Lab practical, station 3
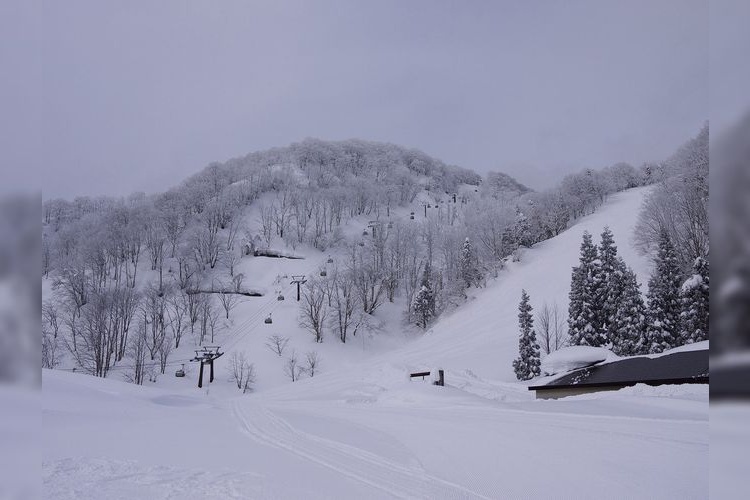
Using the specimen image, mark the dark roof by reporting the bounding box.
[529,349,709,391]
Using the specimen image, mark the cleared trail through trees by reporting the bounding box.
[220,253,331,353]
[231,399,490,500]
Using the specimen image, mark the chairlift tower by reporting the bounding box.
[190,346,223,388]
[367,220,381,238]
[290,275,307,301]
[421,202,432,217]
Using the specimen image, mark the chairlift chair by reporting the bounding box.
[264,315,273,324]
[175,364,186,377]
[277,294,285,301]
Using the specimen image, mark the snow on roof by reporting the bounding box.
[541,346,617,376]
[538,342,709,384]
[533,349,709,390]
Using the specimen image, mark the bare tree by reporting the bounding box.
[161,206,186,258]
[265,335,289,357]
[112,286,140,362]
[299,278,327,343]
[125,319,148,385]
[272,191,292,239]
[217,282,240,320]
[232,273,245,293]
[327,267,362,343]
[537,302,567,354]
[69,291,118,377]
[144,212,166,289]
[61,299,80,353]
[142,285,167,361]
[304,351,321,377]
[42,299,61,339]
[551,303,567,351]
[167,291,187,348]
[208,304,221,343]
[258,203,274,248]
[283,350,303,382]
[197,295,214,345]
[157,334,173,374]
[537,302,554,355]
[228,351,256,393]
[42,327,60,369]
[222,246,241,277]
[225,210,242,251]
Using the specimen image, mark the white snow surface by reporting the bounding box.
[540,346,616,376]
[43,187,708,499]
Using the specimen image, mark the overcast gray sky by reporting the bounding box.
[3,0,708,199]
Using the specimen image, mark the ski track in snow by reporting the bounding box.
[231,399,491,500]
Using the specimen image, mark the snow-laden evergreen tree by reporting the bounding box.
[680,256,709,344]
[513,289,541,380]
[643,231,684,353]
[597,227,620,345]
[513,208,532,248]
[460,237,482,288]
[568,231,605,346]
[413,263,435,329]
[611,261,646,356]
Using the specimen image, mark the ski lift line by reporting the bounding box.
[219,273,297,339]
[218,251,331,353]
[54,356,198,374]
[147,212,438,363]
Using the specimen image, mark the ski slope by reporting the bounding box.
[42,187,708,499]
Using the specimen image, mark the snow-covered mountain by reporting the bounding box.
[42,186,708,499]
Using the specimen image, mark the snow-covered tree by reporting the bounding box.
[299,278,327,343]
[503,208,532,257]
[611,262,646,356]
[413,263,435,329]
[568,232,605,347]
[513,289,541,380]
[635,125,708,273]
[643,231,684,353]
[513,208,532,248]
[327,266,363,343]
[680,256,709,344]
[597,227,621,345]
[459,237,482,289]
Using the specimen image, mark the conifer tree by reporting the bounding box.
[413,263,435,329]
[680,256,709,344]
[568,231,605,346]
[460,237,481,288]
[643,231,684,353]
[513,289,541,380]
[611,262,646,356]
[513,208,532,248]
[597,227,620,345]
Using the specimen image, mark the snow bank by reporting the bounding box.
[541,346,616,376]
[660,340,709,355]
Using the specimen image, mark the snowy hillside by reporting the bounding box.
[43,187,708,499]
[387,186,655,382]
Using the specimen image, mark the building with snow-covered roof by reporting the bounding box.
[529,345,709,399]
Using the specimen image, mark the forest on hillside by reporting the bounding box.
[41,129,708,383]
